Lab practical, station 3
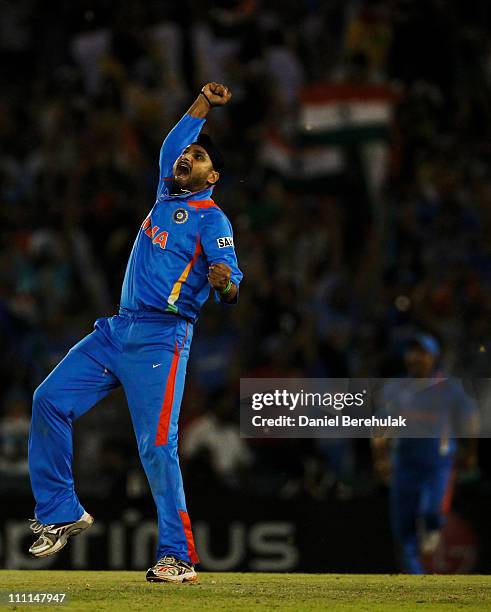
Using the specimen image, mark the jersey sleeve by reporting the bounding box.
[159,114,206,181]
[200,208,243,304]
[449,379,480,437]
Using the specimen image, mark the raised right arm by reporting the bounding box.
[159,82,232,182]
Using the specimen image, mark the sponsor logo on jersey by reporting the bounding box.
[217,236,234,248]
[173,208,189,224]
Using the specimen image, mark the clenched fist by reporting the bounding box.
[201,82,232,107]
[208,262,231,291]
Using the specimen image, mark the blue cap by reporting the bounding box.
[408,333,440,356]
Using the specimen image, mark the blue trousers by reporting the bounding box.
[390,456,454,574]
[28,310,199,564]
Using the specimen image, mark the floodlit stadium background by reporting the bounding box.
[1,0,490,573]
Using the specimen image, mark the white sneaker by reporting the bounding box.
[28,511,94,557]
[146,555,198,583]
[421,529,441,555]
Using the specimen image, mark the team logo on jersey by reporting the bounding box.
[173,208,188,224]
[217,236,234,248]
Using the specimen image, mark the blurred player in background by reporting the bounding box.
[372,334,479,574]
[28,82,242,583]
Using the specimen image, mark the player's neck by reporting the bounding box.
[170,186,192,196]
[170,181,211,196]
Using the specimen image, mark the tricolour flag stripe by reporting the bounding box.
[299,83,399,144]
[260,130,344,181]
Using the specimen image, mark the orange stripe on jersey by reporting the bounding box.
[155,324,189,446]
[179,510,199,563]
[187,199,220,210]
[155,342,180,446]
[441,469,456,515]
[167,235,202,306]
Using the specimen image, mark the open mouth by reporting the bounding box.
[175,160,191,179]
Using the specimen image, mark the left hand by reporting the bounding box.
[208,263,231,292]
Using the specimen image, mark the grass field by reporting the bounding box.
[1,571,490,611]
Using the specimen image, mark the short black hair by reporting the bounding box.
[193,133,224,173]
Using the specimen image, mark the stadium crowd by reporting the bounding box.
[1,0,491,502]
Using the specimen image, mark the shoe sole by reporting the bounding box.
[29,515,94,558]
[146,572,198,584]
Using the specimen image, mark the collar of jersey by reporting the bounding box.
[162,185,214,201]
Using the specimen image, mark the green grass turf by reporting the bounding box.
[0,571,490,611]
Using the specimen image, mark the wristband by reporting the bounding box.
[199,91,213,107]
[220,280,232,295]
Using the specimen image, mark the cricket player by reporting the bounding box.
[373,334,478,574]
[27,82,242,583]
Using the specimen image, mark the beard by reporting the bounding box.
[173,168,209,193]
[172,174,205,194]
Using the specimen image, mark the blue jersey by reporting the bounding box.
[120,114,243,322]
[381,375,477,465]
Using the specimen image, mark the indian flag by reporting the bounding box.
[259,129,344,186]
[299,83,399,145]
